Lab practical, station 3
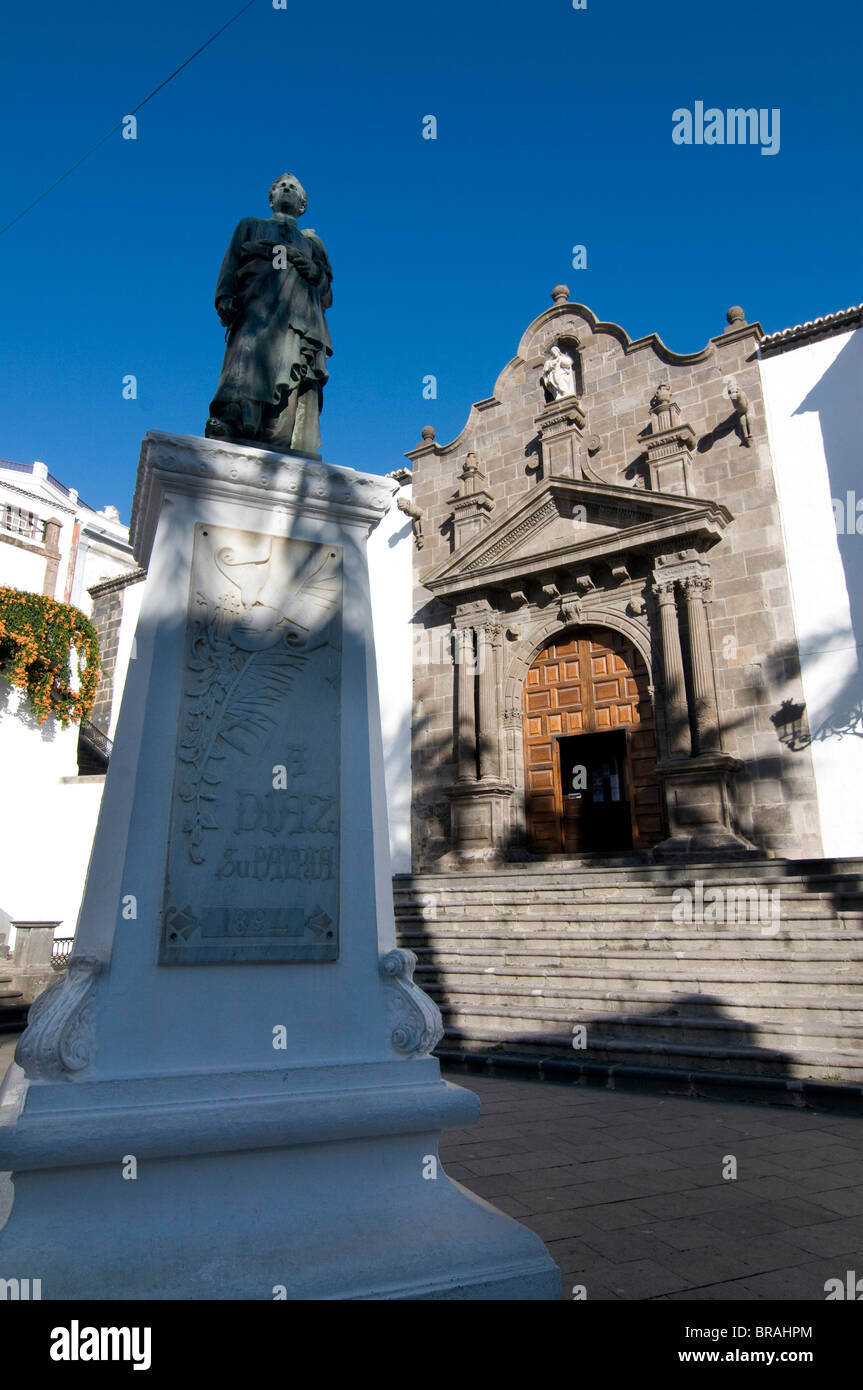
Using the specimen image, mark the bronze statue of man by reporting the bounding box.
[205,173,332,456]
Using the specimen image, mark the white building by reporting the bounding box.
[759,302,863,857]
[0,458,143,954]
[0,459,133,611]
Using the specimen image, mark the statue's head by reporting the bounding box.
[269,172,308,218]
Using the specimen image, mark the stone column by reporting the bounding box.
[682,573,720,753]
[477,624,501,780]
[455,624,477,781]
[41,517,62,597]
[653,579,690,757]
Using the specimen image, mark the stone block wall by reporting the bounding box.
[88,583,122,734]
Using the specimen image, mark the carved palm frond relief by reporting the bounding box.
[178,625,306,862]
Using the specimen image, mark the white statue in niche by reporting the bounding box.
[541,344,577,401]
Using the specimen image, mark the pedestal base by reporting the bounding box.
[655,752,759,860]
[0,1060,559,1300]
[448,778,514,860]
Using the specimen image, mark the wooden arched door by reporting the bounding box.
[523,627,663,854]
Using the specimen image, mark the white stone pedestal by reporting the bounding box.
[0,432,558,1300]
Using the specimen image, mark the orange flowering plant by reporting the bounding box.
[0,587,100,727]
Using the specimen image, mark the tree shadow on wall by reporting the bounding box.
[794,331,863,667]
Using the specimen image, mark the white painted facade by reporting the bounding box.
[367,484,414,873]
[0,685,104,951]
[0,459,134,615]
[760,321,863,856]
[0,458,139,947]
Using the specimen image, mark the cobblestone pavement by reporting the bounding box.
[2,1041,861,1300]
[439,1066,863,1301]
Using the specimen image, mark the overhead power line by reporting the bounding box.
[0,0,259,239]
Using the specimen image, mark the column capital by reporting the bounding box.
[475,618,503,645]
[681,571,713,599]
[453,599,493,629]
[651,578,678,604]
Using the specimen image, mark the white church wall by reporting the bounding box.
[367,486,414,874]
[0,538,44,595]
[0,684,103,950]
[760,327,863,857]
[70,524,137,616]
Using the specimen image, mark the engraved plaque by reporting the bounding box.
[160,525,341,963]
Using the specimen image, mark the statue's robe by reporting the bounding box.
[209,216,333,423]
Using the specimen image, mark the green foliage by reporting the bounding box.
[0,586,101,726]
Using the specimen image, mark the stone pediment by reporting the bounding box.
[422,477,731,599]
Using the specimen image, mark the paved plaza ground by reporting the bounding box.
[2,1036,861,1300]
[440,1065,863,1301]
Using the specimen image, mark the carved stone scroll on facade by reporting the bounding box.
[160,524,342,964]
[726,379,753,446]
[396,494,424,549]
[14,955,103,1082]
[379,948,444,1056]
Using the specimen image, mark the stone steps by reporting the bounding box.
[419,977,863,1019]
[438,1024,863,1083]
[414,966,862,994]
[432,999,863,1054]
[395,859,863,891]
[397,899,863,921]
[400,918,863,937]
[404,942,863,968]
[394,858,863,1094]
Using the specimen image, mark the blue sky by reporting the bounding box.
[0,0,860,516]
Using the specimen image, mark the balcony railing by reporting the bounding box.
[0,459,34,475]
[51,938,75,970]
[78,718,113,773]
[1,505,46,542]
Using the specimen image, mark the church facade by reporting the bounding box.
[403,289,840,871]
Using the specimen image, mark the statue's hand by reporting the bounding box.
[291,255,320,283]
[216,296,238,327]
[273,241,319,282]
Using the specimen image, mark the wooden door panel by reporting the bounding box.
[523,626,662,853]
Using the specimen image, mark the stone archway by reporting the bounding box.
[522,625,663,854]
